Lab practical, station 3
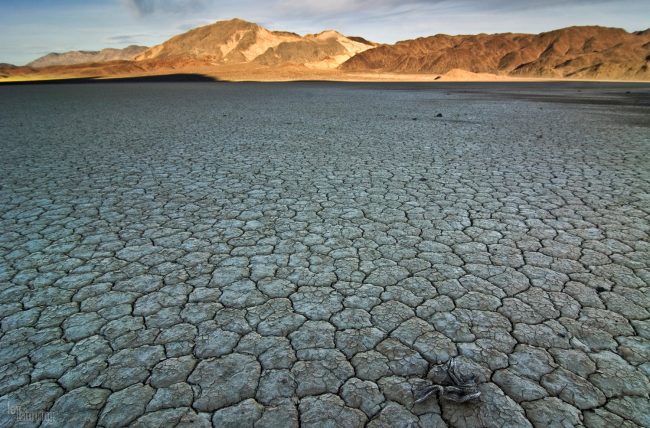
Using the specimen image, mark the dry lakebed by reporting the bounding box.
[0,81,649,427]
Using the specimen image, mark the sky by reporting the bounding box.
[1,0,649,65]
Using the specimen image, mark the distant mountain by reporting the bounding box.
[341,26,650,80]
[0,63,18,78]
[3,20,650,81]
[28,45,148,68]
[136,18,375,69]
[136,19,298,64]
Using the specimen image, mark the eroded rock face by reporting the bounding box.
[1,84,649,427]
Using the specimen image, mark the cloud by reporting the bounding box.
[119,0,624,22]
[175,22,206,31]
[275,0,619,17]
[123,0,207,17]
[106,34,148,44]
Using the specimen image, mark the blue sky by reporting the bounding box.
[1,0,649,65]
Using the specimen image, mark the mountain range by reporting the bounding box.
[27,45,148,68]
[2,18,649,82]
[342,26,650,80]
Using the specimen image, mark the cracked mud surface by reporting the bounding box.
[1,82,649,427]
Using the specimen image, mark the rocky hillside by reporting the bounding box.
[136,19,300,64]
[341,26,650,80]
[28,45,148,68]
[7,21,650,81]
[136,19,374,69]
[254,30,376,69]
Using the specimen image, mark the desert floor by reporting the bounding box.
[0,64,625,84]
[0,82,649,427]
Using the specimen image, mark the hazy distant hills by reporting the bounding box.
[28,45,148,68]
[342,26,650,80]
[4,19,650,81]
[0,63,18,78]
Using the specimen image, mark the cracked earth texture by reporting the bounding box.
[0,81,649,428]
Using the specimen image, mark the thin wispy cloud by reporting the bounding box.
[273,0,620,19]
[123,0,208,17]
[176,19,217,31]
[119,0,625,20]
[106,34,148,44]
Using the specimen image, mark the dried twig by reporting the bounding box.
[414,358,481,404]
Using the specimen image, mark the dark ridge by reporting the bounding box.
[0,74,220,85]
[347,36,376,46]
